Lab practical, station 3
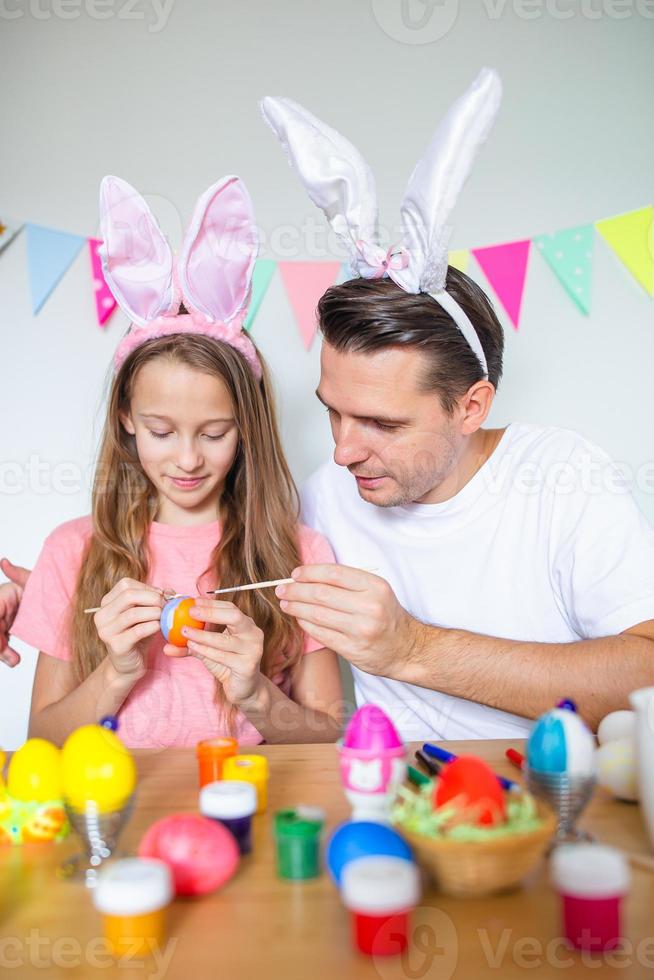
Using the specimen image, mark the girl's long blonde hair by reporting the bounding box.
[70,332,304,719]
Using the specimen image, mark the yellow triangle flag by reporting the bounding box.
[448,249,470,274]
[596,206,653,297]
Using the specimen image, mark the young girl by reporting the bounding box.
[11,174,343,748]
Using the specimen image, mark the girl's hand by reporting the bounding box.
[164,599,265,707]
[94,578,165,679]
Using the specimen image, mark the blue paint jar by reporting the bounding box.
[199,780,257,855]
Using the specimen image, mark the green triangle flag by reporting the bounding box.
[534,224,594,315]
[244,259,277,331]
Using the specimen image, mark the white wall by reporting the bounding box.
[1,1,653,747]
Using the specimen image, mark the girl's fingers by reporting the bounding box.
[183,626,237,654]
[122,620,162,647]
[163,643,189,658]
[189,601,249,630]
[97,604,162,635]
[101,579,165,609]
[187,639,241,670]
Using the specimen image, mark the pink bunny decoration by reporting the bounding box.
[99,174,262,379]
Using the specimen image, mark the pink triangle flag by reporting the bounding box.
[278,261,342,350]
[472,239,531,330]
[88,237,117,327]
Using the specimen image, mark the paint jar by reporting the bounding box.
[551,843,630,950]
[274,807,325,880]
[93,857,173,958]
[340,855,420,957]
[196,737,238,788]
[199,780,257,855]
[222,755,269,814]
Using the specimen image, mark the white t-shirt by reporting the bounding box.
[300,422,654,741]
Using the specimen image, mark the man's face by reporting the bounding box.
[318,342,465,507]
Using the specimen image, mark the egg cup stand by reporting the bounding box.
[526,769,596,845]
[58,794,135,888]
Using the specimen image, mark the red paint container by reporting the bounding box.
[550,844,630,951]
[340,856,420,957]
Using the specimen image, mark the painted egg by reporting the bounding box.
[21,804,68,843]
[342,705,403,752]
[160,596,204,648]
[139,813,239,896]
[61,724,136,813]
[527,708,595,776]
[326,820,413,886]
[597,710,636,746]
[596,736,638,802]
[7,738,63,802]
[434,756,506,827]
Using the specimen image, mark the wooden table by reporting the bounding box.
[1,740,653,979]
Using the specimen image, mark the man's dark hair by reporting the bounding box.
[317,268,504,414]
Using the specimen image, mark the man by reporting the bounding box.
[258,75,654,739]
[273,271,654,738]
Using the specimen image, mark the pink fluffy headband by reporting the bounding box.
[99,174,262,379]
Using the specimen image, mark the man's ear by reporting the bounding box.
[119,410,136,436]
[461,380,495,435]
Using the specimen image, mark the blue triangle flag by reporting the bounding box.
[26,224,85,314]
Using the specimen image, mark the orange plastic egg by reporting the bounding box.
[160,597,204,648]
[434,755,506,826]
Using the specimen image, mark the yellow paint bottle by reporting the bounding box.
[93,858,173,958]
[222,755,269,814]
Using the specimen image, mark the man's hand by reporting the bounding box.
[0,558,31,667]
[275,564,424,677]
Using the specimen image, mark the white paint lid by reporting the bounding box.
[199,780,257,819]
[341,856,420,913]
[551,844,630,897]
[93,858,173,916]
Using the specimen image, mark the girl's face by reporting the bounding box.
[120,358,240,525]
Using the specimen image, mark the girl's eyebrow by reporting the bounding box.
[139,412,234,424]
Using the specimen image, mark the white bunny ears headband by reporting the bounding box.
[260,67,502,379]
[99,174,262,378]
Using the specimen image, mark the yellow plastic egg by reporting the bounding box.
[61,725,136,814]
[7,738,63,802]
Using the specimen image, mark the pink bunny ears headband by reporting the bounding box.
[261,67,502,379]
[99,174,262,379]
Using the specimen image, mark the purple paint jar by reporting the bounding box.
[199,780,257,855]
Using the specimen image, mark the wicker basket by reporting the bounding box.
[398,801,557,898]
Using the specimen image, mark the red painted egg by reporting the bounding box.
[434,755,506,826]
[138,813,239,896]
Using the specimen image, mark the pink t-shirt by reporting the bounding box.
[12,516,335,748]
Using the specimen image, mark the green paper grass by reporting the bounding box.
[391,784,543,842]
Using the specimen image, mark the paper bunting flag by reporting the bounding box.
[244,258,277,332]
[0,217,23,256]
[26,224,85,314]
[534,224,594,315]
[472,239,531,330]
[278,261,342,350]
[596,206,653,297]
[448,250,470,274]
[88,238,117,327]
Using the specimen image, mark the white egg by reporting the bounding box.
[597,710,636,745]
[595,736,639,802]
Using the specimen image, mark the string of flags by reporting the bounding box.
[0,204,651,350]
